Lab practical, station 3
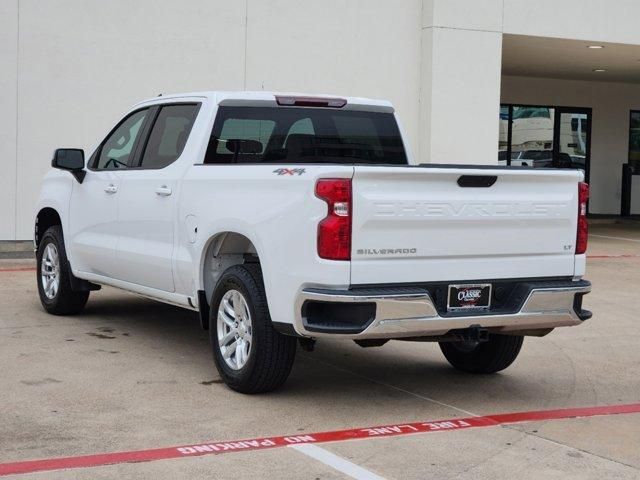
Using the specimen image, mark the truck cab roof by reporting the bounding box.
[133,91,395,113]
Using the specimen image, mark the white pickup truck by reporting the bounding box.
[35,91,591,393]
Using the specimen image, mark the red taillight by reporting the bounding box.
[576,182,589,254]
[315,179,352,260]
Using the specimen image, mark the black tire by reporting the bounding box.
[37,225,89,315]
[439,334,524,374]
[209,264,297,394]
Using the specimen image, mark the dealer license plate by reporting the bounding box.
[447,284,492,312]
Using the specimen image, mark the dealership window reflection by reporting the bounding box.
[499,105,589,175]
[509,106,554,167]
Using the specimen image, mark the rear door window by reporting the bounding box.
[139,104,200,169]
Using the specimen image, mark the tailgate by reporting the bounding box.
[350,166,582,285]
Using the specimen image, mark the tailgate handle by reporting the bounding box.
[457,175,497,188]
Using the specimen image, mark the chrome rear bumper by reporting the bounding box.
[294,281,591,339]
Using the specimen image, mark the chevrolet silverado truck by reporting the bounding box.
[35,91,592,393]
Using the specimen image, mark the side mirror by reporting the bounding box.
[52,148,86,183]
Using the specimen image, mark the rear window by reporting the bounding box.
[203,106,407,165]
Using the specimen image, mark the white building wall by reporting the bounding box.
[0,0,18,241]
[2,0,427,240]
[14,0,248,241]
[3,0,640,240]
[244,0,422,154]
[502,75,640,215]
[504,0,640,45]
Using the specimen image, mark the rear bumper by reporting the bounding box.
[294,279,591,339]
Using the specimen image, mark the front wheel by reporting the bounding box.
[210,264,297,394]
[36,226,89,315]
[439,334,524,374]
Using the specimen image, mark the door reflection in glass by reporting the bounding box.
[557,112,588,173]
[510,106,554,168]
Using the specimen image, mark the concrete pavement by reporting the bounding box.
[1,224,639,479]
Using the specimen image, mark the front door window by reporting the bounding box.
[94,109,149,170]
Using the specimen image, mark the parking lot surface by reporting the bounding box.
[1,223,639,479]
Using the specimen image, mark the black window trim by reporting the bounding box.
[129,102,202,171]
[629,109,640,163]
[128,105,161,168]
[88,107,153,172]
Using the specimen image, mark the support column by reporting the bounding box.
[419,0,503,165]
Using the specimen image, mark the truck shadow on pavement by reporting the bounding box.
[56,289,577,413]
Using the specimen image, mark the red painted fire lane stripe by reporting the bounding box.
[0,267,35,272]
[587,254,640,259]
[1,403,639,477]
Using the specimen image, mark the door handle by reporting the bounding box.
[104,184,118,194]
[155,185,172,196]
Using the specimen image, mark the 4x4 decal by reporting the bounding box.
[273,168,306,176]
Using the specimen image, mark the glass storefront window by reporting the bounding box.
[499,104,590,178]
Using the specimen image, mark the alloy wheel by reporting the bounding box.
[41,243,60,300]
[217,290,253,370]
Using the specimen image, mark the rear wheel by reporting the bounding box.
[439,334,523,374]
[36,226,89,315]
[210,264,297,393]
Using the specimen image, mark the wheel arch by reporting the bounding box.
[198,231,263,329]
[34,206,100,293]
[35,207,62,248]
